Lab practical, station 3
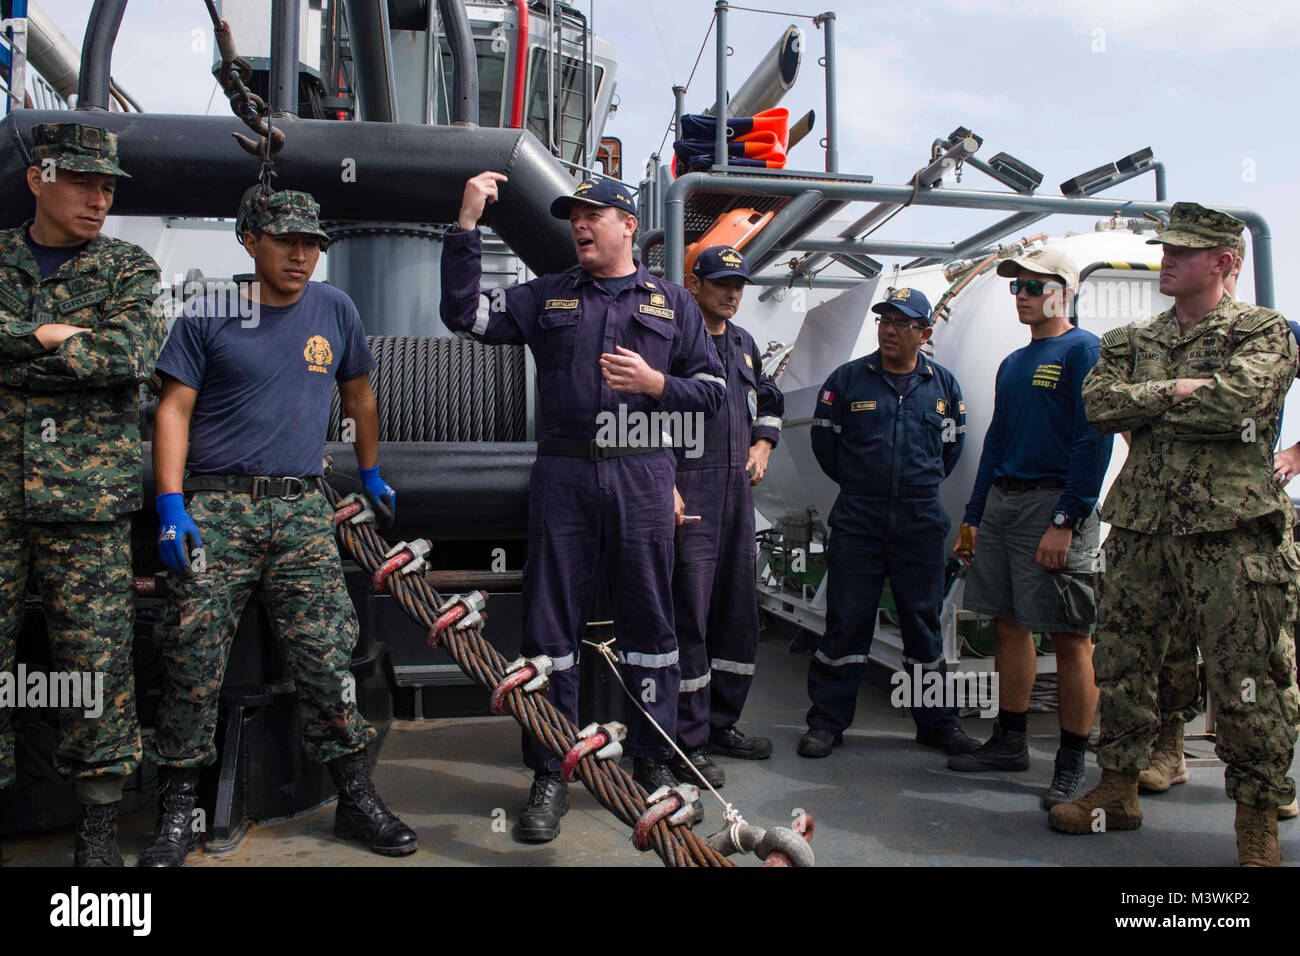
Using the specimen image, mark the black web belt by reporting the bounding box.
[993,476,1065,492]
[183,473,317,500]
[536,438,668,462]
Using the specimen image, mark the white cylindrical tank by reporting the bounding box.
[753,230,1172,547]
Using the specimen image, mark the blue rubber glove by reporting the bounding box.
[156,493,202,575]
[359,465,396,527]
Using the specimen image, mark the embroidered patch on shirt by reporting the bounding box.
[851,400,876,411]
[639,304,674,320]
[544,298,579,310]
[744,353,754,368]
[650,293,666,307]
[1031,363,1061,389]
[820,389,835,405]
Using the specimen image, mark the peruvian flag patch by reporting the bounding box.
[819,389,834,405]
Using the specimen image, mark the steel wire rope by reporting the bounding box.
[318,477,737,867]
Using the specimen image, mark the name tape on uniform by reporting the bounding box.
[639,304,674,320]
[544,298,579,311]
[851,400,876,411]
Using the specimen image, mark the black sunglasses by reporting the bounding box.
[1009,279,1063,296]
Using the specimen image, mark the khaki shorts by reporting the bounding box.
[964,484,1100,634]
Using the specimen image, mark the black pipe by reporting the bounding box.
[0,111,579,276]
[323,442,534,541]
[343,0,397,121]
[437,0,479,126]
[270,0,301,116]
[78,0,128,111]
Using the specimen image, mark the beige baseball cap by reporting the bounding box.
[996,246,1080,290]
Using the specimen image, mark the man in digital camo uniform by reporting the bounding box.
[1057,202,1300,867]
[0,123,165,865]
[142,188,416,865]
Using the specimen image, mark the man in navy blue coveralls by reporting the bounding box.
[440,172,725,843]
[799,288,981,758]
[671,246,784,788]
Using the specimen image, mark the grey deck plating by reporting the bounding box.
[5,636,1288,867]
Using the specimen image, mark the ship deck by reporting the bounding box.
[4,631,1288,868]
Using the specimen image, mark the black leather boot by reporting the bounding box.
[671,748,725,789]
[633,758,679,794]
[74,802,123,867]
[327,751,419,857]
[138,768,202,867]
[517,772,569,844]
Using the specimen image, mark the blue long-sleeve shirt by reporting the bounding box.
[963,326,1113,525]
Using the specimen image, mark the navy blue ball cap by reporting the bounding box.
[872,286,933,325]
[550,176,638,219]
[692,245,751,282]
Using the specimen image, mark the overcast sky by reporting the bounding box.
[30,0,1300,310]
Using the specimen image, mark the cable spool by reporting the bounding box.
[328,336,527,442]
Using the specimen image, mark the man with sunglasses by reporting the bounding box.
[949,249,1113,813]
[1060,202,1298,866]
[798,288,980,758]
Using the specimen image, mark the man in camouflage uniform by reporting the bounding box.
[141,188,417,865]
[1141,236,1300,818]
[1053,202,1300,866]
[0,123,165,865]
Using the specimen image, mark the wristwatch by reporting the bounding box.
[1051,510,1085,532]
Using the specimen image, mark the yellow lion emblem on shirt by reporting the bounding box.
[304,335,333,373]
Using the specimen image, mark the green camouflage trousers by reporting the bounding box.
[1095,522,1300,806]
[146,488,376,769]
[1155,622,1203,727]
[0,515,141,789]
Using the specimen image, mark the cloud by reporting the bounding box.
[934,0,1300,52]
[830,42,1013,143]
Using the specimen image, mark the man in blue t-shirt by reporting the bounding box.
[949,248,1114,811]
[138,189,417,866]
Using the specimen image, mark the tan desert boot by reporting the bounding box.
[1049,769,1142,834]
[1138,720,1189,792]
[1279,798,1298,820]
[1236,803,1281,867]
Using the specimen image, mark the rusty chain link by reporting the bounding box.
[204,0,283,187]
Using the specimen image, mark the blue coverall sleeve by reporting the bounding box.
[1056,340,1113,520]
[943,374,965,478]
[659,293,725,417]
[439,227,539,346]
[751,338,784,448]
[811,369,842,482]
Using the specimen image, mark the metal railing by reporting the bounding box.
[663,171,1277,308]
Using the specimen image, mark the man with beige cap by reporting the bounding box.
[949,247,1113,813]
